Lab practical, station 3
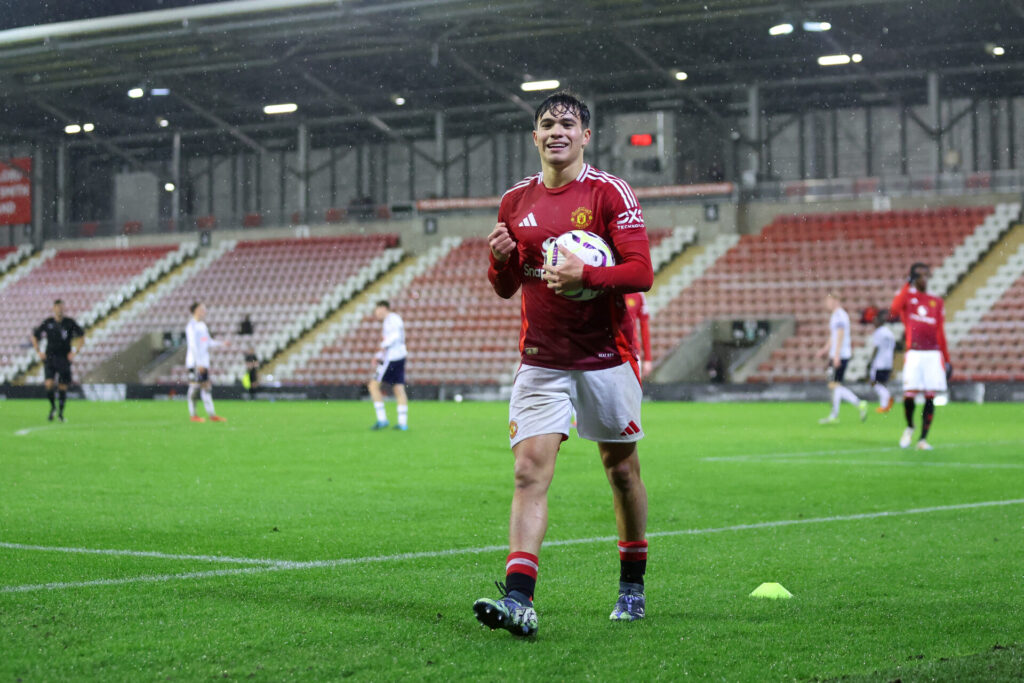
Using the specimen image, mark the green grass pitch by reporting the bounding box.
[2,398,1023,681]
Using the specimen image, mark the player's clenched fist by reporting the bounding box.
[488,222,517,262]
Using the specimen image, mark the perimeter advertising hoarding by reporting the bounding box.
[0,157,32,225]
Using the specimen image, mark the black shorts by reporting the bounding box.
[44,356,73,384]
[374,358,406,385]
[871,368,892,384]
[826,359,849,383]
[188,367,210,383]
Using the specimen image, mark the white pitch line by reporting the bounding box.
[14,425,60,436]
[0,541,282,566]
[702,440,1024,462]
[3,498,1023,595]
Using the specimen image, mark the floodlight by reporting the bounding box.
[64,124,82,134]
[520,79,560,92]
[128,87,144,99]
[164,183,176,192]
[674,71,688,81]
[803,21,832,32]
[769,23,794,36]
[817,54,852,66]
[150,88,170,96]
[82,123,95,132]
[263,103,298,115]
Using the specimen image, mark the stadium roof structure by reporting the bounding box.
[0,0,1021,154]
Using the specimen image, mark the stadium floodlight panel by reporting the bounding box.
[769,23,794,36]
[851,53,863,63]
[82,123,95,132]
[674,70,688,81]
[157,117,169,128]
[803,21,831,32]
[150,87,170,96]
[263,103,298,115]
[64,124,82,134]
[128,87,145,99]
[993,46,1006,56]
[392,95,406,106]
[164,182,176,192]
[520,79,560,92]
[817,54,852,66]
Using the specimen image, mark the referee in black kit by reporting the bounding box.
[30,299,85,422]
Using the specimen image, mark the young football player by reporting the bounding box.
[185,301,228,423]
[816,293,868,424]
[890,263,951,450]
[367,300,409,431]
[475,91,653,636]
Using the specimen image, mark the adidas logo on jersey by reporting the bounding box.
[518,212,538,227]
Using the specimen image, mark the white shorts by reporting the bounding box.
[901,350,947,394]
[508,363,643,448]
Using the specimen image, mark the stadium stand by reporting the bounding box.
[67,235,400,386]
[2,244,189,385]
[276,229,684,386]
[0,244,31,276]
[645,207,998,383]
[845,202,1021,379]
[947,240,1024,381]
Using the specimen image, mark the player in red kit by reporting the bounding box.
[623,292,652,377]
[890,262,952,450]
[473,92,653,637]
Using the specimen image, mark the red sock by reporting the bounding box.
[505,551,538,601]
[619,540,648,585]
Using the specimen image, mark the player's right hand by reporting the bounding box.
[488,222,516,262]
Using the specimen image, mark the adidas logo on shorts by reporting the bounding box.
[619,420,641,437]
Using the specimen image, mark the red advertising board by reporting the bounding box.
[0,157,32,225]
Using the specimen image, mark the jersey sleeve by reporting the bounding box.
[581,182,653,292]
[70,319,85,338]
[488,197,523,299]
[32,321,44,340]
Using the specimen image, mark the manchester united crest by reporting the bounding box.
[570,206,594,229]
[509,420,519,439]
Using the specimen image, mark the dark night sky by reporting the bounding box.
[0,1,228,31]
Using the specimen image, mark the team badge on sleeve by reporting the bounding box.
[509,420,519,439]
[570,206,594,229]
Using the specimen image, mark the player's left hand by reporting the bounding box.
[542,246,585,295]
[945,362,953,380]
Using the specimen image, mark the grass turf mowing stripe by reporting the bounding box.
[701,439,1024,462]
[4,497,1022,595]
[710,459,1024,469]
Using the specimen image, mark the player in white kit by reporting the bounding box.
[816,293,868,424]
[186,301,228,423]
[367,300,409,431]
[867,314,897,413]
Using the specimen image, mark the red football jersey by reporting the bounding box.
[488,163,652,371]
[623,291,651,362]
[890,283,950,363]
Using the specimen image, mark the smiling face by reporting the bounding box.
[533,104,591,172]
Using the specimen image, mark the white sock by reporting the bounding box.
[201,389,216,416]
[374,401,387,422]
[187,385,198,417]
[836,385,859,406]
[397,404,408,427]
[874,383,891,406]
[831,387,841,416]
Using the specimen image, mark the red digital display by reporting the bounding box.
[629,134,655,147]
